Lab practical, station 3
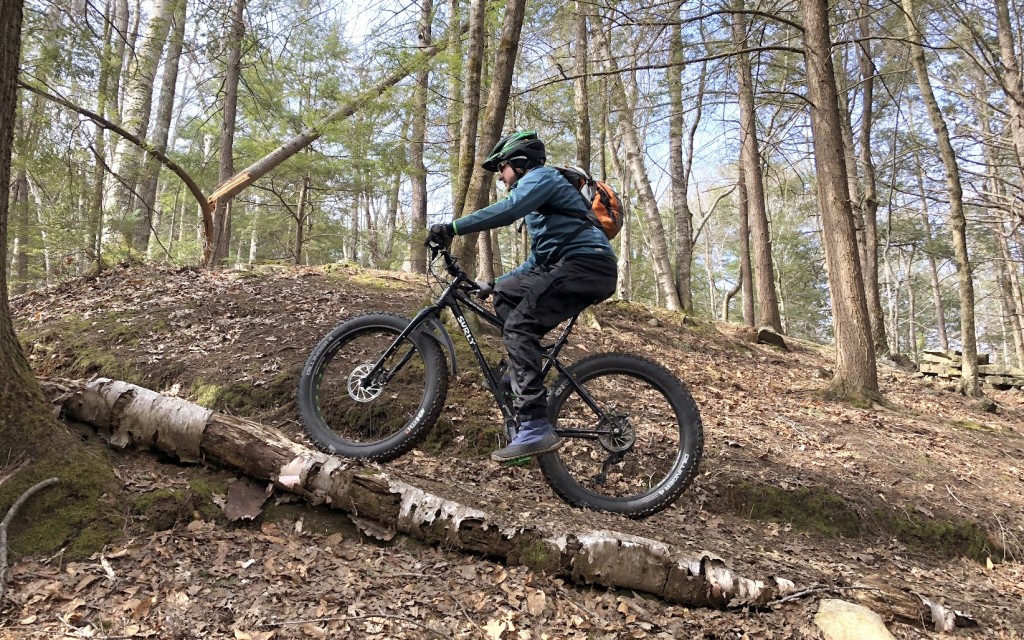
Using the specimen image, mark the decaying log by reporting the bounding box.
[59,378,974,626]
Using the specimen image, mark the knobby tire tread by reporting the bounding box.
[297,312,448,462]
[539,353,704,518]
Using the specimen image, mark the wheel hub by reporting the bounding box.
[348,363,384,402]
[599,414,635,453]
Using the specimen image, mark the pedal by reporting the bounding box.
[504,455,533,467]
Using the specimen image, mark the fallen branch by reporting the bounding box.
[16,80,212,226]
[0,456,29,490]
[0,477,60,606]
[768,584,882,606]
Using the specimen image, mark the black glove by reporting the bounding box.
[425,223,455,248]
[474,280,494,299]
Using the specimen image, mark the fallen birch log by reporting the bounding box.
[56,378,974,627]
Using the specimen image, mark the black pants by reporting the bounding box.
[493,254,617,421]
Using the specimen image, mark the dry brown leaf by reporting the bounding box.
[134,596,154,618]
[484,619,507,639]
[74,574,99,592]
[526,589,546,616]
[224,478,270,521]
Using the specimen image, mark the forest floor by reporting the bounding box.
[3,263,1024,639]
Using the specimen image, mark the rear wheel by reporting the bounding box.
[297,313,447,461]
[539,353,703,518]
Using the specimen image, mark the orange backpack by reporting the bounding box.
[555,166,624,239]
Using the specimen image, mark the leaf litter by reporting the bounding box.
[6,263,1024,637]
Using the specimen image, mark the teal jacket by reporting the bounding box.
[452,166,616,278]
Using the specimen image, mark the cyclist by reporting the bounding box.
[426,131,617,462]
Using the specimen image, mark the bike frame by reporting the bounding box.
[359,252,612,441]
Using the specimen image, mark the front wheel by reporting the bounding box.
[297,312,448,461]
[539,353,703,518]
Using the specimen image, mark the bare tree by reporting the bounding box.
[802,0,879,399]
[451,0,485,223]
[108,0,173,254]
[454,0,527,276]
[138,0,187,259]
[995,0,1024,199]
[611,135,632,300]
[208,0,246,267]
[732,0,782,330]
[599,15,681,310]
[903,101,951,352]
[857,0,887,355]
[573,1,591,172]
[737,162,755,326]
[407,0,433,273]
[903,0,980,396]
[668,16,694,312]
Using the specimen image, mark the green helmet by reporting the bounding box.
[482,130,546,172]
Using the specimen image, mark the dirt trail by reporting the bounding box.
[5,264,1023,638]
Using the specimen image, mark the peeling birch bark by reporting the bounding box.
[58,378,973,626]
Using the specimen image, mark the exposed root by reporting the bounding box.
[0,476,60,606]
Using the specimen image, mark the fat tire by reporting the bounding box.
[539,353,703,518]
[297,312,448,461]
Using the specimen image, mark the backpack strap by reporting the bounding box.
[540,218,593,267]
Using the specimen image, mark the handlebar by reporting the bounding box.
[427,240,480,292]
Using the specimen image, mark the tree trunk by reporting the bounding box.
[908,254,918,359]
[668,17,698,313]
[599,18,681,310]
[454,0,527,273]
[1,0,121,565]
[978,96,1024,367]
[86,0,118,273]
[349,179,360,264]
[208,0,245,267]
[109,0,173,254]
[445,0,463,199]
[995,0,1024,198]
[573,1,591,172]
[293,175,310,265]
[911,141,949,351]
[611,137,631,300]
[802,0,879,400]
[737,163,755,326]
[996,246,1024,367]
[857,0,887,355]
[407,0,432,274]
[12,168,28,294]
[450,0,485,222]
[137,0,186,259]
[477,230,494,281]
[383,144,403,267]
[704,230,718,315]
[733,0,781,330]
[903,0,980,396]
[109,0,129,122]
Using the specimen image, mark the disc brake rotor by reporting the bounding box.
[598,413,635,453]
[348,363,385,402]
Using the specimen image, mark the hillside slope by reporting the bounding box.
[7,263,1024,637]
